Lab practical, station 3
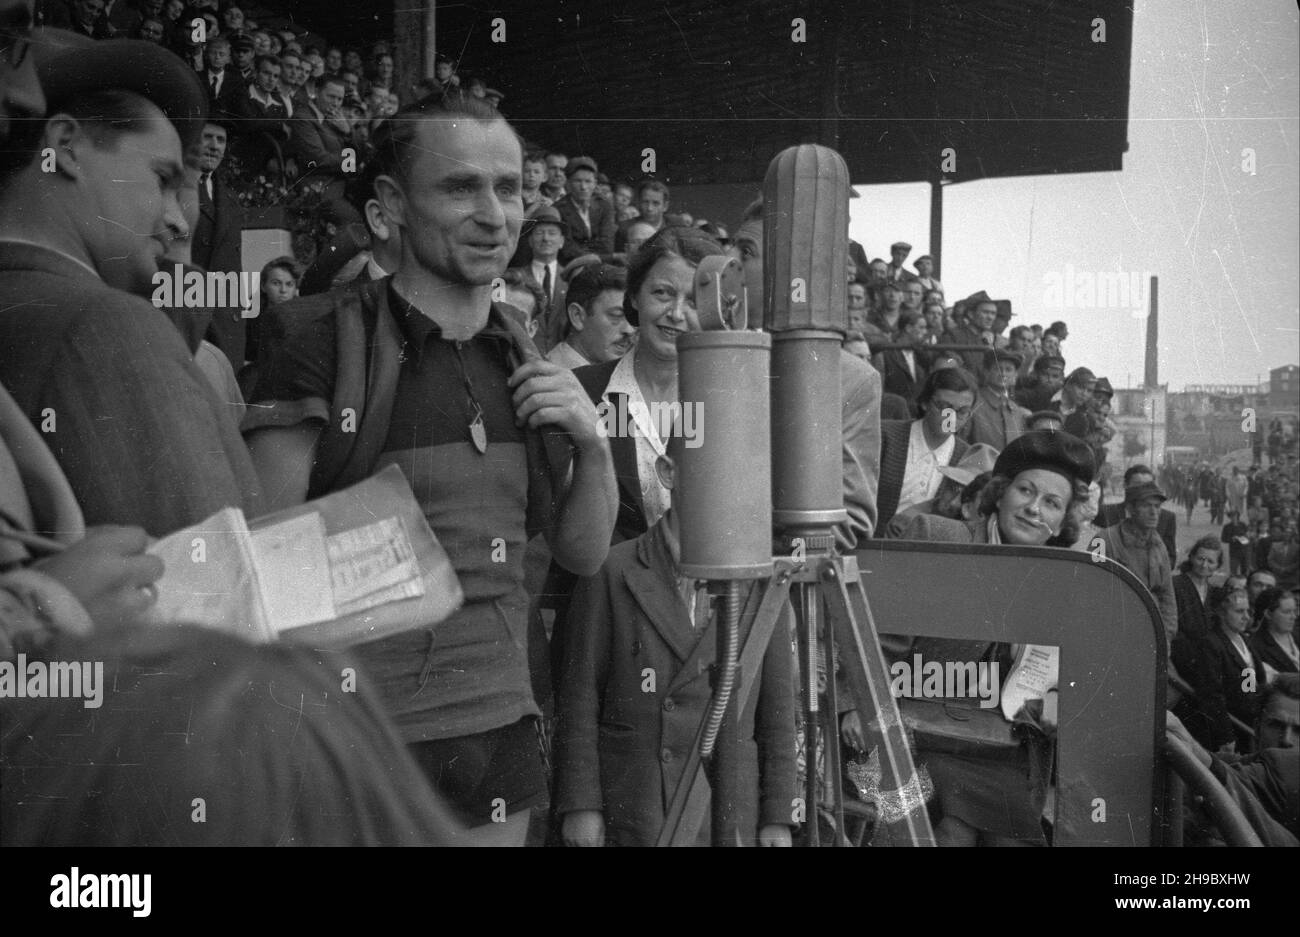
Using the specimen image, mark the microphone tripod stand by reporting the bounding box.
[656,534,936,847]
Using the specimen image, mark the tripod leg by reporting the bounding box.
[795,582,821,847]
[821,557,936,846]
[821,611,847,844]
[656,572,794,846]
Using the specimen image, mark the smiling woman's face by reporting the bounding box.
[997,468,1072,545]
[633,254,701,363]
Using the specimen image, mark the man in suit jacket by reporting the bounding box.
[876,368,976,531]
[553,439,796,846]
[289,76,350,201]
[190,120,249,369]
[200,36,246,123]
[511,206,568,333]
[554,156,616,263]
[1096,464,1177,567]
[873,309,928,416]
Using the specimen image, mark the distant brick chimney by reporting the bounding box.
[1144,275,1158,388]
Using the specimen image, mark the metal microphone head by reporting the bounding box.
[762,144,851,333]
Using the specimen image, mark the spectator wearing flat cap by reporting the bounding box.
[912,254,942,294]
[1096,480,1178,643]
[1015,353,1065,413]
[880,431,1096,845]
[964,348,1030,451]
[554,156,616,264]
[1095,463,1178,568]
[887,240,913,281]
[0,32,262,536]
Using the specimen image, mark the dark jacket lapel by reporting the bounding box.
[623,524,698,664]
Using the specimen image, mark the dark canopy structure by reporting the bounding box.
[299,0,1131,188]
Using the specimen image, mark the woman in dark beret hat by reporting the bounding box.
[878,430,1096,846]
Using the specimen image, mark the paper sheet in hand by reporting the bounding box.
[146,507,271,642]
[1000,644,1059,720]
[247,511,336,631]
[250,464,463,647]
[145,465,462,647]
[327,515,420,608]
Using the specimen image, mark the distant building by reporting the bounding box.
[1270,365,1299,413]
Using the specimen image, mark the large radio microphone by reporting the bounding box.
[764,144,851,546]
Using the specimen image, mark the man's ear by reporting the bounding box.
[654,453,674,492]
[566,301,585,333]
[373,173,405,229]
[364,197,390,242]
[41,117,85,181]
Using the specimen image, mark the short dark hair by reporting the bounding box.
[523,150,547,167]
[367,91,514,193]
[1253,586,1293,629]
[625,225,725,319]
[1123,464,1153,484]
[916,365,979,410]
[566,262,627,317]
[637,178,669,200]
[254,53,280,71]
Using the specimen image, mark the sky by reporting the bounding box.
[848,0,1299,393]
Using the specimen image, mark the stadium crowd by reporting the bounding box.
[0,0,1296,847]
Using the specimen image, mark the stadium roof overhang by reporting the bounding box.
[318,0,1133,189]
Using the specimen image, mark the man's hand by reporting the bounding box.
[759,824,792,847]
[841,709,868,751]
[33,526,164,631]
[562,810,605,847]
[509,356,607,451]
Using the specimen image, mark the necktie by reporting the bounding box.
[210,71,219,91]
[199,173,212,206]
[542,264,552,304]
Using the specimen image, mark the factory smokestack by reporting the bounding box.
[1144,275,1158,388]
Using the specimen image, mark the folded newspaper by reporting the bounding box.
[145,465,463,647]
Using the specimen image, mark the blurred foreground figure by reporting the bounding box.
[2,627,462,845]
